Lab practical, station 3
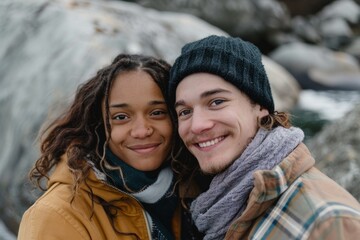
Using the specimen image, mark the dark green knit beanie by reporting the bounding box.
[169,35,274,113]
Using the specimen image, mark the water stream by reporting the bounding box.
[291,90,360,140]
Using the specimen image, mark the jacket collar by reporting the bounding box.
[48,155,131,203]
[233,143,315,222]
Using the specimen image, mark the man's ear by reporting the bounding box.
[258,105,269,118]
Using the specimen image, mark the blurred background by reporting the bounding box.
[1,0,360,238]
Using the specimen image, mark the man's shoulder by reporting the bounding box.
[250,174,360,239]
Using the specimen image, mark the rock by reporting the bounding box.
[269,42,360,90]
[262,56,301,111]
[132,0,291,51]
[345,36,360,60]
[315,0,360,49]
[319,18,352,40]
[291,16,322,44]
[318,0,360,24]
[278,0,336,16]
[308,104,360,201]
[120,0,360,57]
[0,220,16,240]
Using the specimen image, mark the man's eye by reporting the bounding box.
[211,99,224,106]
[178,109,191,117]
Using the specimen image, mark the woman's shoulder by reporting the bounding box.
[23,182,80,219]
[18,183,90,239]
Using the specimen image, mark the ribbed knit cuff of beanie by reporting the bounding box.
[168,35,274,113]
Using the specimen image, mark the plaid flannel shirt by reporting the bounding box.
[225,143,360,240]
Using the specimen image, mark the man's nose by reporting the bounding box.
[190,109,214,134]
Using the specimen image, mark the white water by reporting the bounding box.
[297,90,360,121]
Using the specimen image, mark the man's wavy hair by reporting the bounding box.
[30,54,176,235]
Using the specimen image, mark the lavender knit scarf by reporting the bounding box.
[190,127,304,240]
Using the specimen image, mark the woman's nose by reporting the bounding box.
[130,117,153,138]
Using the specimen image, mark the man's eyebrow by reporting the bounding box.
[175,88,231,108]
[200,88,231,98]
[174,100,185,109]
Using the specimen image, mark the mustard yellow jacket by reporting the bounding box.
[18,156,181,240]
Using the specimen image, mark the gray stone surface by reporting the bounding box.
[270,42,360,90]
[308,104,360,201]
[0,220,15,240]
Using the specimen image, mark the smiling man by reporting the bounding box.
[168,35,360,240]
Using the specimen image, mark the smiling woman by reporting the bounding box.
[17,54,199,240]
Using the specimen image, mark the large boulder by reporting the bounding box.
[131,0,291,51]
[263,56,301,111]
[0,220,15,240]
[269,42,360,90]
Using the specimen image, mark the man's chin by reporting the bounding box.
[200,164,226,175]
[199,159,233,175]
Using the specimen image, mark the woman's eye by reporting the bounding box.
[113,114,129,121]
[151,110,167,117]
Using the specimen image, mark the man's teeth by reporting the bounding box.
[198,137,223,148]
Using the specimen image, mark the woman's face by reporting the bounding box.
[103,70,173,171]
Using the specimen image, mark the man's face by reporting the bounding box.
[175,73,269,174]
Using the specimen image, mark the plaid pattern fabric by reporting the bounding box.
[225,144,360,240]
